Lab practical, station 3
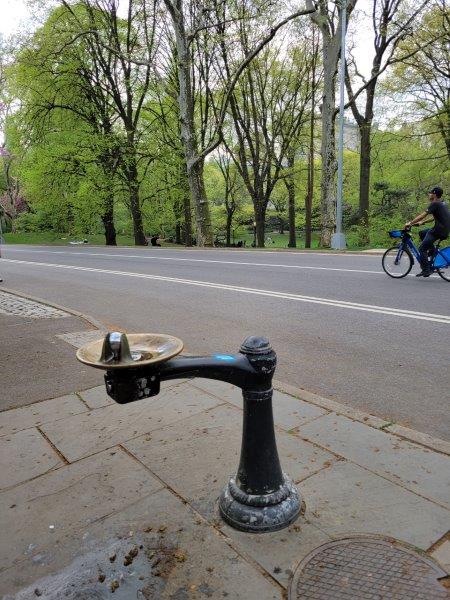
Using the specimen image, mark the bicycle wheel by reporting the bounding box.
[437,267,450,282]
[382,246,413,278]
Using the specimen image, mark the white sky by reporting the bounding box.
[0,0,32,37]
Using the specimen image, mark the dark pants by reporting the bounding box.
[418,229,446,271]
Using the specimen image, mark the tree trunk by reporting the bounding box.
[129,180,146,245]
[437,110,450,162]
[102,201,117,245]
[180,166,192,246]
[255,203,266,247]
[287,185,296,247]
[183,188,192,246]
[186,158,212,246]
[226,211,233,246]
[286,153,296,248]
[319,51,337,247]
[175,223,182,244]
[305,70,315,249]
[127,164,146,246]
[124,131,146,246]
[312,1,356,247]
[171,2,213,247]
[359,123,371,241]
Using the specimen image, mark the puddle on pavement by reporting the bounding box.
[7,530,184,599]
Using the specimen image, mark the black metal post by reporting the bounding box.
[79,333,301,533]
[218,337,301,532]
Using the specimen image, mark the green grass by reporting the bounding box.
[2,230,378,250]
[3,232,136,246]
[227,231,336,250]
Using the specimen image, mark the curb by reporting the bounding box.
[2,288,448,457]
[1,241,385,256]
[273,379,450,457]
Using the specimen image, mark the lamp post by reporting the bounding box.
[331,0,347,250]
[253,221,257,247]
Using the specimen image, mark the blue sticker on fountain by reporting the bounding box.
[214,354,235,361]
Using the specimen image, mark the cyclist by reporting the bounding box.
[405,186,450,277]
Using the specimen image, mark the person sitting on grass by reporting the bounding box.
[405,186,450,277]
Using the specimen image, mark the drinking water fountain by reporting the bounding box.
[77,332,301,532]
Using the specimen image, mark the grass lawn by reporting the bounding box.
[3,232,137,246]
[2,230,374,250]
[222,231,352,249]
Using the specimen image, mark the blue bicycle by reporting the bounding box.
[382,227,450,281]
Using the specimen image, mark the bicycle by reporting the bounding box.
[382,226,450,281]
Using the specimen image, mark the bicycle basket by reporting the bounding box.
[388,230,403,238]
[434,246,450,268]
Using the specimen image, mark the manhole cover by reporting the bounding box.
[289,537,449,599]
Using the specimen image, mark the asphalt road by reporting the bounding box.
[1,244,449,440]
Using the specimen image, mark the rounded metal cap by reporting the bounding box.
[76,333,184,370]
[239,336,272,355]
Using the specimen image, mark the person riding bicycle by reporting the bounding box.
[405,186,450,277]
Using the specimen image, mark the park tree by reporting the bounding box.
[7,4,132,243]
[310,0,357,247]
[279,23,321,248]
[56,0,160,245]
[142,59,194,245]
[345,0,431,241]
[302,24,321,248]
[218,12,316,247]
[388,0,449,162]
[161,0,316,246]
[213,147,246,246]
[0,39,26,232]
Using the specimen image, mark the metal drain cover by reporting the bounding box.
[289,537,449,599]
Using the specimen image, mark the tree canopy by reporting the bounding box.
[1,0,448,248]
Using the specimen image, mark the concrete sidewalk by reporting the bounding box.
[0,290,449,599]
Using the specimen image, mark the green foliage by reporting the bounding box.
[2,1,447,249]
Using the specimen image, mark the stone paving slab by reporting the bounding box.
[190,378,244,404]
[0,314,102,411]
[300,461,450,550]
[124,404,337,519]
[77,385,115,409]
[220,518,331,588]
[191,379,328,431]
[0,448,163,576]
[273,381,389,430]
[0,394,87,438]
[56,329,107,348]
[300,413,450,508]
[0,429,64,489]
[431,539,450,573]
[40,382,222,462]
[386,423,450,456]
[1,377,450,596]
[78,379,191,410]
[1,489,281,599]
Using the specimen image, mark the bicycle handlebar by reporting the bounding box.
[404,224,420,232]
